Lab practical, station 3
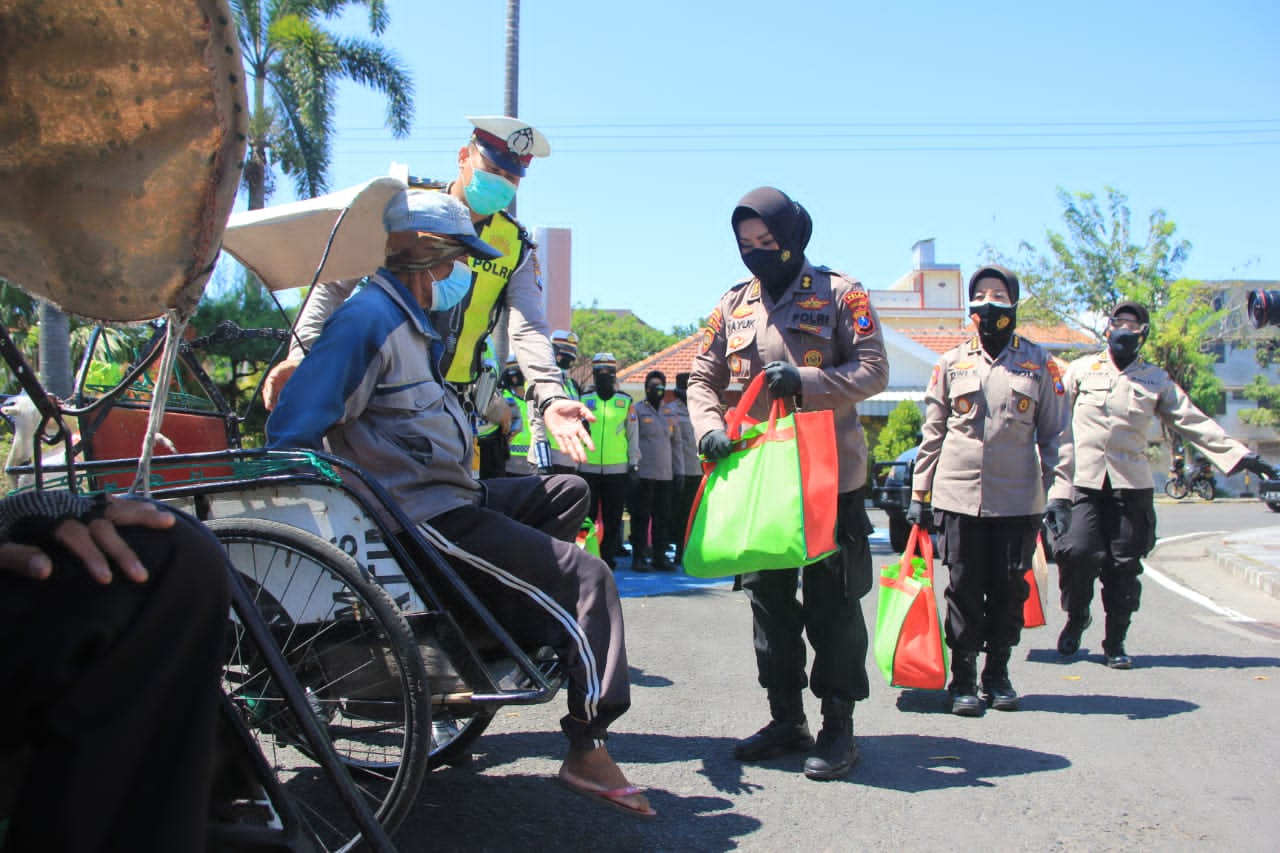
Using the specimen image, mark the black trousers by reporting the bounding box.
[740,490,875,703]
[667,474,702,559]
[476,430,509,480]
[628,477,673,559]
[937,512,1037,652]
[425,475,630,750]
[0,511,231,853]
[580,472,629,567]
[1056,483,1156,618]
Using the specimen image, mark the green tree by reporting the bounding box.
[570,304,681,387]
[985,187,1191,337]
[872,399,923,462]
[236,0,413,209]
[1240,375,1280,428]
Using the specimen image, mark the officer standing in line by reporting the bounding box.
[688,186,889,781]
[630,371,679,573]
[539,329,585,474]
[264,116,594,462]
[662,372,701,566]
[500,356,537,476]
[911,265,1068,716]
[1045,301,1279,668]
[578,354,640,571]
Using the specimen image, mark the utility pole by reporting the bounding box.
[504,0,519,216]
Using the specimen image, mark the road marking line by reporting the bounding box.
[1143,531,1257,622]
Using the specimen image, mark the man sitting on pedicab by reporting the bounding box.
[265,189,656,818]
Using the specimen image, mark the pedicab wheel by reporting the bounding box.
[428,706,496,769]
[1193,478,1215,501]
[1164,478,1189,499]
[211,518,430,852]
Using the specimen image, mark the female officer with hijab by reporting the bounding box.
[1046,301,1278,668]
[910,265,1068,716]
[687,187,888,781]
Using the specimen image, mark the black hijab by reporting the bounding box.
[732,187,812,297]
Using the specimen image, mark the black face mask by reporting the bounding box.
[501,369,524,390]
[742,248,804,295]
[645,385,665,406]
[594,373,616,396]
[556,353,575,370]
[1108,328,1143,365]
[970,302,1017,341]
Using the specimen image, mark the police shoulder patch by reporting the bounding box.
[841,288,876,336]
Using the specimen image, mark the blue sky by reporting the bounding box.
[272,0,1279,334]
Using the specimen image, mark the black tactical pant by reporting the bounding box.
[580,471,629,568]
[425,474,630,750]
[741,490,874,703]
[0,512,231,853]
[1056,484,1157,619]
[667,474,702,560]
[937,512,1037,652]
[628,476,673,561]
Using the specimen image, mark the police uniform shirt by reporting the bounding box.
[914,335,1068,517]
[686,262,889,494]
[634,399,677,481]
[661,397,700,478]
[1047,350,1250,501]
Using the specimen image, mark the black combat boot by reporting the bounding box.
[803,697,859,780]
[630,545,653,573]
[981,647,1020,711]
[1103,614,1133,669]
[734,691,813,761]
[948,651,983,716]
[1057,611,1092,656]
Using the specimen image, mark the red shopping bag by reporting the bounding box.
[1023,533,1049,629]
[874,525,949,690]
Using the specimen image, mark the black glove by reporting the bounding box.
[699,429,733,460]
[1043,498,1072,539]
[1237,454,1279,480]
[762,361,802,398]
[905,500,932,530]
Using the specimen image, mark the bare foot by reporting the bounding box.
[558,745,653,816]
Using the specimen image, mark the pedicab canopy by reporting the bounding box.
[220,177,408,293]
[0,0,247,323]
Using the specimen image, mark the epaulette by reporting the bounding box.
[729,276,754,291]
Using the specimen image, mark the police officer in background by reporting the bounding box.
[541,330,584,474]
[500,356,538,476]
[662,372,701,566]
[1046,301,1279,668]
[264,116,594,463]
[629,371,679,572]
[578,354,640,570]
[688,186,889,781]
[911,265,1068,716]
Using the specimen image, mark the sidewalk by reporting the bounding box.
[1213,525,1280,599]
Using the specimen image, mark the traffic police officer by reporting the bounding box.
[269,116,593,461]
[630,371,679,572]
[688,186,889,781]
[578,354,640,571]
[542,329,584,473]
[911,265,1068,716]
[500,356,537,476]
[1046,301,1279,668]
[662,372,701,566]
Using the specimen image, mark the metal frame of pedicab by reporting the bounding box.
[6,175,570,843]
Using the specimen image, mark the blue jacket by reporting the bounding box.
[267,270,481,522]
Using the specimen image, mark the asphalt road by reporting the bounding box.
[383,499,1280,852]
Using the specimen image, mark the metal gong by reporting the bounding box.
[0,0,247,322]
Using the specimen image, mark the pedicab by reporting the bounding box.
[0,1,397,849]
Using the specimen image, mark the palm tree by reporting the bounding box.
[235,0,414,209]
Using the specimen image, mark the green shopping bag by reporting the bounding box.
[682,372,838,578]
[575,517,601,558]
[875,524,949,689]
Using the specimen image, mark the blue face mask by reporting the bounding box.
[431,260,473,312]
[463,169,517,216]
